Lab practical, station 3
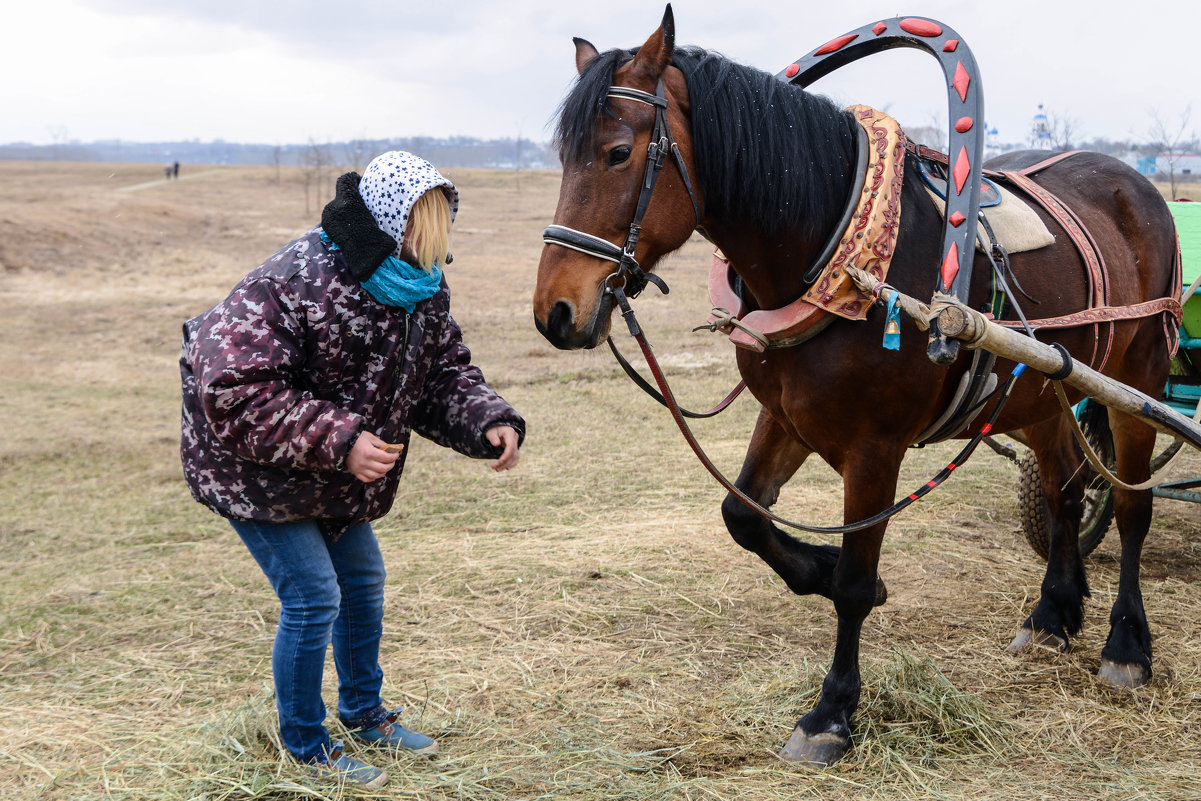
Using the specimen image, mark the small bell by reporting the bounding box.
[882,293,902,351]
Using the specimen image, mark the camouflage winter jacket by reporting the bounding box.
[179,229,525,527]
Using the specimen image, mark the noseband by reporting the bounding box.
[542,79,701,299]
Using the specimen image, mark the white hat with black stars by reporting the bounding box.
[359,151,460,256]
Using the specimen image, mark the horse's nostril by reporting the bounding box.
[547,301,574,342]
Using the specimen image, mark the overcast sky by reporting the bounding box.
[4,0,1197,149]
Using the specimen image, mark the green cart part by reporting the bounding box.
[1168,201,1201,338]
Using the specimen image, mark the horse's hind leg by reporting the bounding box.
[1097,409,1157,687]
[721,408,885,604]
[1009,416,1090,653]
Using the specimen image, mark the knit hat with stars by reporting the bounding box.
[358,151,460,257]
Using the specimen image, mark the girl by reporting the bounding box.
[180,151,524,787]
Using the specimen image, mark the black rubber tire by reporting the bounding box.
[1017,403,1115,561]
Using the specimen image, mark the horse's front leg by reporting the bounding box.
[780,454,898,767]
[721,408,886,604]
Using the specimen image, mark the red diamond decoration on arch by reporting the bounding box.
[949,211,966,227]
[953,146,971,195]
[952,61,970,102]
[941,242,960,289]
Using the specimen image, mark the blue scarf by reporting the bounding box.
[320,231,442,312]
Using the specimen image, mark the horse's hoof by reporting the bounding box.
[1007,627,1067,654]
[1098,658,1149,688]
[778,726,849,767]
[874,576,888,607]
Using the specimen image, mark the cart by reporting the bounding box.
[1013,199,1201,559]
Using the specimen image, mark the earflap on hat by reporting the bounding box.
[359,151,459,255]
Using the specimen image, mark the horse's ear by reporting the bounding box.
[574,37,600,75]
[628,4,675,85]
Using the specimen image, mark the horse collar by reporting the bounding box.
[706,106,908,352]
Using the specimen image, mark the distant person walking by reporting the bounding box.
[179,150,525,788]
[173,161,180,179]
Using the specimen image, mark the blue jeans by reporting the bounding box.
[230,519,389,762]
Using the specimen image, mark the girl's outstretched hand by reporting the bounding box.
[486,426,521,471]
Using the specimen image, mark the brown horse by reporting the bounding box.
[532,7,1179,765]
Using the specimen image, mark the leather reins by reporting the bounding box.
[609,283,1027,534]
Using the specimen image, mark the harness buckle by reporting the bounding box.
[647,137,668,172]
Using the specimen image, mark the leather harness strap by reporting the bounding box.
[993,298,1182,332]
[1001,152,1115,370]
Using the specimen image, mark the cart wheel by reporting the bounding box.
[1017,403,1115,560]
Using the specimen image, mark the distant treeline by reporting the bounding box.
[0,136,560,170]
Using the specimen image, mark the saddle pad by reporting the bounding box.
[923,183,1055,255]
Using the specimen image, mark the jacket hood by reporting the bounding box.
[359,150,460,256]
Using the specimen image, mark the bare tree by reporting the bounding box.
[48,125,69,160]
[1046,112,1080,152]
[343,138,373,172]
[514,129,524,193]
[300,139,333,216]
[1148,106,1195,200]
[904,123,947,152]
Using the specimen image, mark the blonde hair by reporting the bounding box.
[406,188,453,271]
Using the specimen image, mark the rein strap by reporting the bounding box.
[610,285,1025,535]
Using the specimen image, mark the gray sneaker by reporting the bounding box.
[350,708,439,755]
[311,739,388,788]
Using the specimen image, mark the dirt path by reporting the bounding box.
[116,168,227,192]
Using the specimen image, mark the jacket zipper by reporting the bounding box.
[390,311,410,398]
[402,311,410,355]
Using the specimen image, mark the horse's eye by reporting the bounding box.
[606,146,632,167]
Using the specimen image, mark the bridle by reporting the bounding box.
[541,79,701,300]
[541,77,738,419]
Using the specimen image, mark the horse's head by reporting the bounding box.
[533,6,701,349]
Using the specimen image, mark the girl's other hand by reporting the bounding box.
[347,431,401,482]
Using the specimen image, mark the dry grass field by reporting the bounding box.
[1,161,1199,801]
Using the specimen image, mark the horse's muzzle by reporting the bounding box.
[534,297,611,350]
[534,300,576,349]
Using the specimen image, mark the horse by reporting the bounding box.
[532,7,1181,766]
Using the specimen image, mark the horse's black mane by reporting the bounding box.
[554,45,858,237]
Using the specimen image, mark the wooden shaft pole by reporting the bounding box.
[933,299,1201,449]
[841,266,1201,450]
